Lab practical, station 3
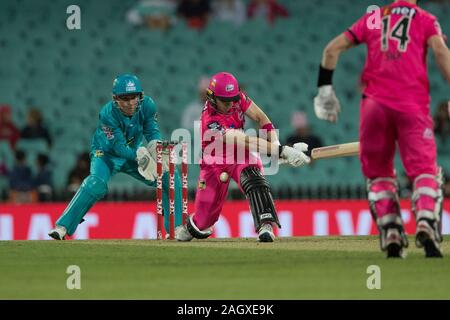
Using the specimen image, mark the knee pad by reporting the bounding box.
[186,215,213,239]
[81,175,108,200]
[367,177,401,226]
[411,168,443,241]
[240,166,280,231]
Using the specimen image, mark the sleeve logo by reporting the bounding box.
[101,125,114,140]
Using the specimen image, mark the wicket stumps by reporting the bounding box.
[156,141,188,240]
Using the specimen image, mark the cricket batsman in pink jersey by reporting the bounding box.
[176,72,310,242]
[315,0,450,257]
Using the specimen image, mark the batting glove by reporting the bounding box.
[314,85,341,122]
[280,143,310,167]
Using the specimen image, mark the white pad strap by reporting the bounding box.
[416,210,437,221]
[411,187,439,202]
[377,213,403,228]
[368,190,397,202]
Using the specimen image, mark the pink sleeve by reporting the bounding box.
[239,92,253,113]
[344,15,367,44]
[424,15,442,40]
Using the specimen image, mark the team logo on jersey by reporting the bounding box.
[207,121,224,134]
[94,150,104,157]
[225,84,234,92]
[126,80,136,92]
[101,125,114,140]
[423,128,434,140]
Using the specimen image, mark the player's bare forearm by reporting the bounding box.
[429,35,450,84]
[321,34,354,69]
[224,129,279,156]
[245,102,270,125]
[245,102,279,143]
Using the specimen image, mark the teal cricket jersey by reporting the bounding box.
[91,96,161,161]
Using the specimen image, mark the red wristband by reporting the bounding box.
[262,123,275,131]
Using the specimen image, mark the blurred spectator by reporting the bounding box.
[20,108,52,148]
[8,150,37,203]
[181,76,209,131]
[177,0,211,30]
[212,0,246,26]
[67,152,90,193]
[0,104,20,150]
[34,153,53,201]
[433,100,450,145]
[0,160,7,177]
[126,0,177,31]
[286,111,323,157]
[247,0,289,25]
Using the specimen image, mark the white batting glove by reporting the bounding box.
[280,143,310,167]
[314,85,341,122]
[136,147,157,181]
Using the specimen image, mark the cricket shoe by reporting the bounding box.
[380,227,408,258]
[48,225,67,240]
[258,223,275,242]
[415,219,443,258]
[175,225,193,242]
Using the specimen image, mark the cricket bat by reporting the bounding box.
[311,142,360,160]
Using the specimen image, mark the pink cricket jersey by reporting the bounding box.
[344,0,443,111]
[200,92,254,165]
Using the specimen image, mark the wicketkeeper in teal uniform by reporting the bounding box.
[48,74,183,239]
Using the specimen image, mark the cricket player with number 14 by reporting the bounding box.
[314,0,450,257]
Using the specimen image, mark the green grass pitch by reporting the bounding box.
[0,236,449,299]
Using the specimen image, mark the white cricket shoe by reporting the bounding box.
[258,223,275,242]
[175,225,193,242]
[48,225,67,240]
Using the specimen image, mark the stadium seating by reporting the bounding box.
[0,0,449,200]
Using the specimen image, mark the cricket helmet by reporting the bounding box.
[206,72,240,104]
[112,74,143,96]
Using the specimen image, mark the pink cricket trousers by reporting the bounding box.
[193,161,263,230]
[360,96,438,180]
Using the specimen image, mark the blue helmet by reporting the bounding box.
[112,74,143,96]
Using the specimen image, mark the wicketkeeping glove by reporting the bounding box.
[136,147,157,181]
[314,85,341,122]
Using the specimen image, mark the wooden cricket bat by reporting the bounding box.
[311,142,360,160]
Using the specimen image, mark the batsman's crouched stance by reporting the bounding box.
[48,74,183,240]
[175,72,309,242]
